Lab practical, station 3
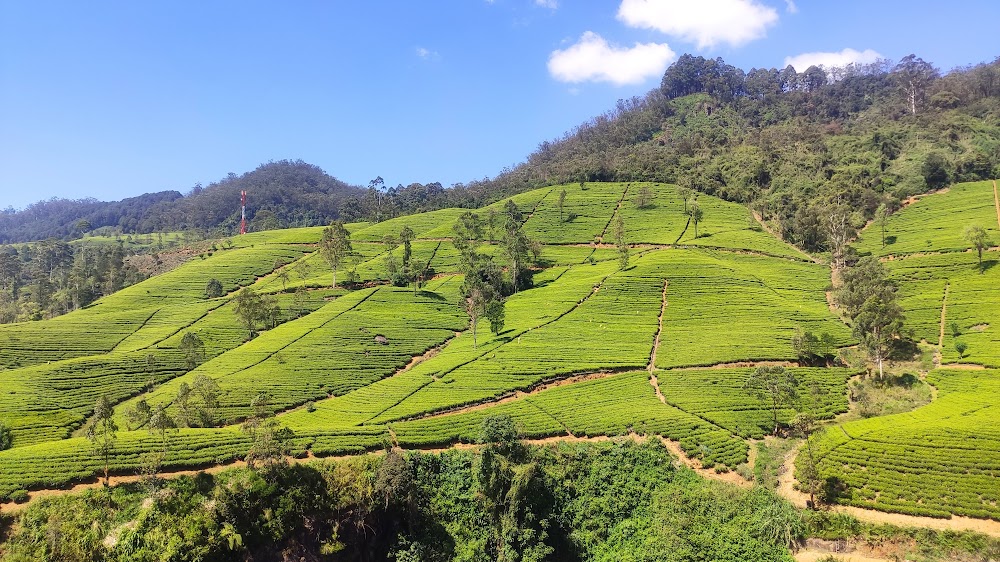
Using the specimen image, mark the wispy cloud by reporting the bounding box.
[416,47,440,61]
[548,31,676,86]
[616,0,779,49]
[784,48,882,71]
[783,0,798,13]
[535,0,558,8]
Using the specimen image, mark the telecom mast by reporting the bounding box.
[239,190,247,235]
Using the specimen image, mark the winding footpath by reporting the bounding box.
[994,179,1000,230]
[776,442,1000,538]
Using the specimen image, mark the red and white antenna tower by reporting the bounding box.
[239,190,247,235]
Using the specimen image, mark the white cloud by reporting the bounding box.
[535,0,558,8]
[416,47,439,60]
[783,0,797,13]
[616,0,778,49]
[783,48,882,72]
[548,31,676,86]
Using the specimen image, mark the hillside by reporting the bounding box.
[0,160,362,243]
[1,178,999,559]
[6,56,999,256]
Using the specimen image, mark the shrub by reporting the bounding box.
[0,421,12,451]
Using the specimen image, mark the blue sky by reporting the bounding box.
[2,0,998,210]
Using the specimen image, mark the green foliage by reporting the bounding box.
[855,181,1000,257]
[0,421,12,451]
[0,442,810,561]
[86,395,118,487]
[743,366,798,436]
[318,220,352,288]
[204,278,224,298]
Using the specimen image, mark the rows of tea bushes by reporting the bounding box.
[855,180,1000,257]
[884,250,1000,365]
[651,250,852,368]
[1,349,190,446]
[657,367,856,439]
[393,371,749,469]
[809,368,1000,520]
[116,285,467,426]
[521,182,628,244]
[0,307,158,369]
[1,287,336,447]
[369,262,660,423]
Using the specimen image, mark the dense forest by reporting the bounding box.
[3,54,999,254]
[0,240,153,323]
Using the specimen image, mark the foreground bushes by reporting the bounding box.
[0,440,800,562]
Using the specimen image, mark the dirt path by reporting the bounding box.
[794,548,892,562]
[401,371,620,420]
[993,179,1000,230]
[777,442,1000,537]
[648,280,668,372]
[680,360,799,370]
[0,433,737,515]
[596,184,631,243]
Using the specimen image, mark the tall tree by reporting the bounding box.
[873,203,890,248]
[825,203,854,269]
[743,366,798,435]
[319,221,353,288]
[179,331,205,370]
[557,189,567,222]
[475,414,552,561]
[500,200,534,293]
[633,185,654,209]
[87,395,119,488]
[241,392,293,474]
[835,257,904,378]
[894,54,938,114]
[614,214,629,270]
[689,200,704,238]
[964,224,993,272]
[399,225,415,267]
[232,287,276,339]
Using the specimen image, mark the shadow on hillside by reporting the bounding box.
[417,290,447,301]
[979,259,997,273]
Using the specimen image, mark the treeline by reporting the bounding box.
[5,54,1000,251]
[469,54,1000,253]
[0,240,148,323]
[0,161,362,244]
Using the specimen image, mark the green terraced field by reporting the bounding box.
[392,371,750,469]
[657,367,857,439]
[855,180,1000,257]
[808,368,1000,520]
[651,250,852,368]
[3,180,998,525]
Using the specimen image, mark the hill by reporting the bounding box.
[0,160,362,244]
[1,178,999,560]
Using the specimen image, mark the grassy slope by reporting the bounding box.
[3,180,996,522]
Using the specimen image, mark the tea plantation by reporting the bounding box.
[2,180,999,526]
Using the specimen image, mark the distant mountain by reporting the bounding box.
[0,160,363,243]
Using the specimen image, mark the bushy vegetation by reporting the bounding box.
[0,440,805,562]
